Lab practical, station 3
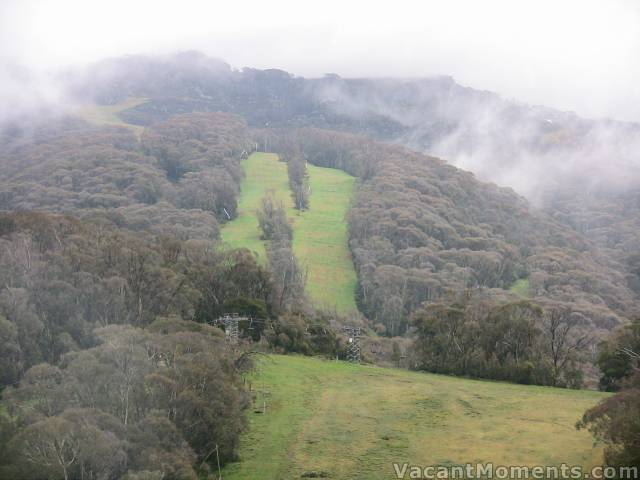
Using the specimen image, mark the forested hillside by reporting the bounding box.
[1,50,639,477]
[1,99,636,365]
[222,152,358,312]
[273,129,636,338]
[0,210,278,478]
[66,52,640,197]
[65,52,640,291]
[0,112,251,239]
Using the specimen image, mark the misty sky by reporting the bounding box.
[1,0,640,122]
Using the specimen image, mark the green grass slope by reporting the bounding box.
[76,97,149,137]
[222,355,606,480]
[222,152,293,261]
[509,278,531,297]
[222,152,358,313]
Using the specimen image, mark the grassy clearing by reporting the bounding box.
[222,152,358,313]
[293,163,357,313]
[222,355,606,480]
[222,153,292,261]
[76,97,149,137]
[509,278,531,297]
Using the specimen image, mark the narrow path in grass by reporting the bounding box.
[221,152,358,313]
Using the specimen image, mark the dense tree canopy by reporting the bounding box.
[0,211,277,377]
[411,295,588,387]
[1,56,639,475]
[280,129,637,340]
[578,319,640,470]
[0,112,252,240]
[1,323,247,479]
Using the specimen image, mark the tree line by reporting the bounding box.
[0,206,343,479]
[256,195,306,312]
[2,105,639,476]
[0,324,247,480]
[0,113,253,241]
[411,295,590,387]
[578,318,640,470]
[272,128,637,345]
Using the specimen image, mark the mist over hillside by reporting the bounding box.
[1,48,639,477]
[44,52,637,258]
[3,0,640,473]
[3,52,640,304]
[55,52,640,197]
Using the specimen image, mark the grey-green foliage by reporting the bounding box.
[256,195,306,312]
[1,323,246,479]
[412,298,587,387]
[288,128,637,337]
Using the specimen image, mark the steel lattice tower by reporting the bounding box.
[344,326,361,363]
[222,314,240,345]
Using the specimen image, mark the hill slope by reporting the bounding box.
[69,52,640,280]
[222,152,357,312]
[221,152,292,260]
[76,96,149,137]
[222,355,606,479]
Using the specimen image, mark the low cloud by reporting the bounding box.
[1,0,640,122]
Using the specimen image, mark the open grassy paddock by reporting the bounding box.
[222,355,606,480]
[222,152,358,313]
